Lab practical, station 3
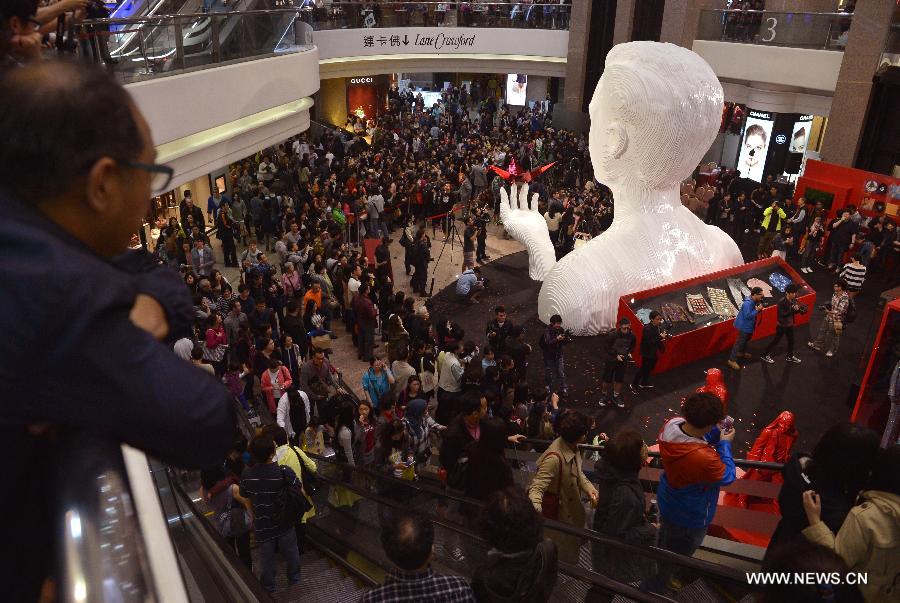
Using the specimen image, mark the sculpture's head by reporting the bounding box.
[588,41,723,190]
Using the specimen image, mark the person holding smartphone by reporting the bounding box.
[642,393,736,595]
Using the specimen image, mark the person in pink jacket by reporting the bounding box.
[204,313,228,375]
[261,356,293,415]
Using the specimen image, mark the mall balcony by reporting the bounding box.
[77,2,571,193]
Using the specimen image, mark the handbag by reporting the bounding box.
[540,452,564,520]
[216,486,253,538]
[202,341,227,363]
[278,465,312,528]
[419,357,436,393]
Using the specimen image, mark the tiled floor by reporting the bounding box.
[209,220,524,398]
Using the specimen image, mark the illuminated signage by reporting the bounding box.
[349,77,374,84]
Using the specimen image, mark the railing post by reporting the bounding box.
[211,16,221,63]
[174,18,184,69]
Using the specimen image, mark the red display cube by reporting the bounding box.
[617,258,816,374]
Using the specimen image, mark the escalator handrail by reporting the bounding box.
[162,465,276,602]
[519,437,785,471]
[309,467,679,603]
[305,451,751,587]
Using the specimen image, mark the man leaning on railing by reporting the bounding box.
[0,61,236,601]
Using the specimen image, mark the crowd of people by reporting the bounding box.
[3,16,897,597]
[166,78,899,602]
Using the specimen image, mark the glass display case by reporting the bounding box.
[617,257,816,374]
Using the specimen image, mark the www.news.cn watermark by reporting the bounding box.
[746,572,869,586]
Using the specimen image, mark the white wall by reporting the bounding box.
[692,40,843,93]
[314,28,568,60]
[315,28,567,79]
[127,48,319,146]
[721,81,833,117]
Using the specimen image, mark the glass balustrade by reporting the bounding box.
[76,2,571,83]
[697,9,853,51]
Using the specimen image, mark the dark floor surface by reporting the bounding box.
[429,237,897,456]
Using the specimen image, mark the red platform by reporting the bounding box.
[617,258,816,374]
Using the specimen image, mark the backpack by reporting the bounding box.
[289,445,319,496]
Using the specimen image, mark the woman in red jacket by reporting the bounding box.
[205,313,228,376]
[261,356,293,415]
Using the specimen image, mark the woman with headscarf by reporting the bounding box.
[402,398,444,464]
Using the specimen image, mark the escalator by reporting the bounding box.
[103,2,309,77]
[48,401,763,602]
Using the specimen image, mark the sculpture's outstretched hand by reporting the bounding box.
[498,182,556,281]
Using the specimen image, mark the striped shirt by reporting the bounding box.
[239,462,299,542]
[839,263,866,290]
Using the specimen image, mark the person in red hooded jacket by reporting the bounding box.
[642,392,736,595]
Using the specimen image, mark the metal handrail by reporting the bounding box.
[519,437,785,471]
[702,9,852,17]
[80,2,572,26]
[57,436,159,603]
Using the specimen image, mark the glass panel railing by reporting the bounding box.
[301,450,759,602]
[76,2,569,82]
[79,9,314,83]
[303,2,571,31]
[697,9,853,51]
[55,436,159,603]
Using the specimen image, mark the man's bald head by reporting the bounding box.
[0,60,144,204]
[380,513,434,571]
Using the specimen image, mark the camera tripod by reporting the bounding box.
[428,212,465,297]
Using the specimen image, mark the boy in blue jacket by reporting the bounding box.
[728,286,764,370]
[643,392,736,594]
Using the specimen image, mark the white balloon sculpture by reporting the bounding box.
[500,41,744,335]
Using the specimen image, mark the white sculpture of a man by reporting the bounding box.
[500,41,744,334]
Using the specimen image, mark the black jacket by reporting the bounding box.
[774,296,806,327]
[439,415,478,473]
[486,319,514,354]
[605,330,636,361]
[639,323,665,358]
[590,460,657,583]
[472,540,558,603]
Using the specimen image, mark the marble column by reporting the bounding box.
[820,0,895,167]
[563,0,592,112]
[660,0,688,45]
[613,0,636,45]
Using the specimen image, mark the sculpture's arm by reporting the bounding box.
[498,182,557,281]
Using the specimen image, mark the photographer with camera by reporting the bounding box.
[761,283,806,364]
[631,310,668,393]
[728,286,765,370]
[539,314,569,397]
[455,265,485,304]
[600,318,636,408]
[473,203,491,263]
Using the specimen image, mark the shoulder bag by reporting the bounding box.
[540,451,564,520]
[278,465,312,528]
